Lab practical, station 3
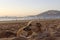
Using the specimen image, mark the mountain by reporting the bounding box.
[24,10,60,20]
[36,10,60,19]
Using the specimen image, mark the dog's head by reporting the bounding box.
[23,21,42,34]
[19,21,42,38]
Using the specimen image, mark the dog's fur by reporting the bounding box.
[17,21,33,38]
[17,20,42,39]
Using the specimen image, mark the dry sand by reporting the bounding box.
[0,19,60,40]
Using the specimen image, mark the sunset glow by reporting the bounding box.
[0,0,60,17]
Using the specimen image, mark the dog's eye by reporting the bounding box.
[23,26,31,31]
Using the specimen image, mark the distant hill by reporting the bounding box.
[24,10,60,20]
[36,10,60,19]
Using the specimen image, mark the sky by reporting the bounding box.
[0,0,60,17]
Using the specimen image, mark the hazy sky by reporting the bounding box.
[0,0,60,17]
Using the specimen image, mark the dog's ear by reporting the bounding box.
[36,23,42,27]
[29,24,32,26]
